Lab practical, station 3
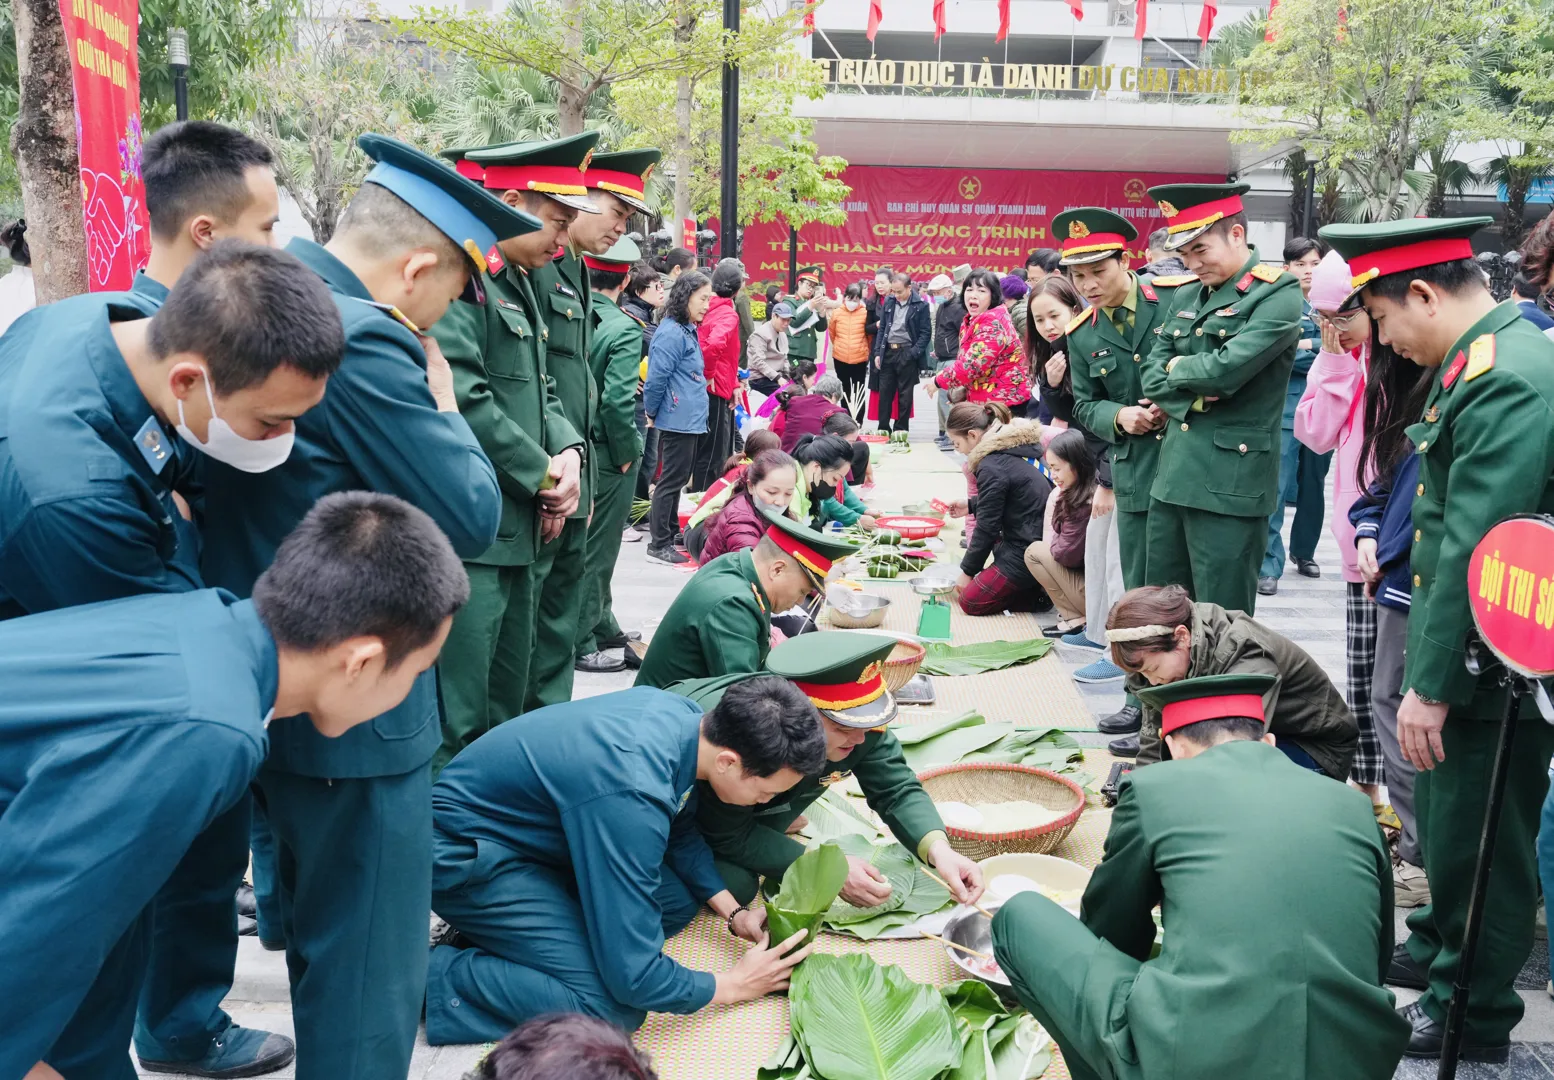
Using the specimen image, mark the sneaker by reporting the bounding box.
[1074,657,1126,683]
[1061,631,1103,650]
[1098,704,1142,735]
[575,650,627,674]
[621,526,643,543]
[1043,621,1084,639]
[1393,859,1431,908]
[646,545,689,566]
[139,1027,295,1079]
[1257,576,1278,596]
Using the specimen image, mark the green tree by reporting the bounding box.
[433,61,631,149]
[1471,4,1554,248]
[137,0,302,128]
[1420,143,1480,218]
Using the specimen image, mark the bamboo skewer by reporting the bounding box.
[920,930,991,960]
[918,864,998,919]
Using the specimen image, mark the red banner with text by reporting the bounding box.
[741,165,1222,290]
[59,0,148,291]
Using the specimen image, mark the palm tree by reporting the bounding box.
[434,63,632,149]
[1483,151,1554,251]
[1420,144,1481,219]
[1203,11,1268,72]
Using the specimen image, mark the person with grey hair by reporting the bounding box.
[1142,228,1189,278]
[777,372,848,453]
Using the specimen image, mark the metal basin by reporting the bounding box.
[825,591,891,629]
[909,574,957,598]
[943,907,1020,1004]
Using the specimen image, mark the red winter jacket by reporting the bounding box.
[779,394,846,453]
[698,296,742,399]
[701,492,774,562]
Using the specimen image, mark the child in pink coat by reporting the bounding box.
[1293,249,1381,798]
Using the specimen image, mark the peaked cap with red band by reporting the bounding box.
[767,631,900,728]
[758,504,859,591]
[441,133,602,215]
[1148,182,1251,251]
[584,148,661,214]
[1319,216,1492,309]
[582,235,642,275]
[1052,207,1138,266]
[1135,671,1277,738]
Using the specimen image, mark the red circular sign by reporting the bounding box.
[1468,515,1554,678]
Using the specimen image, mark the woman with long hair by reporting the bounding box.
[699,449,801,563]
[1023,429,1098,634]
[1104,585,1357,778]
[788,433,855,530]
[928,269,1032,411]
[1024,275,1086,430]
[681,429,783,560]
[943,402,1052,616]
[642,270,713,564]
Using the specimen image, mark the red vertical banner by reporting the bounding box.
[1197,0,1217,41]
[57,0,148,291]
[867,0,884,40]
[996,0,1011,41]
[933,0,947,39]
[1135,0,1148,38]
[682,216,696,250]
[1265,0,1280,39]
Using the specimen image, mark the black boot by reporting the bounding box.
[1386,942,1429,990]
[1098,705,1142,735]
[1108,734,1139,757]
[1398,1001,1510,1062]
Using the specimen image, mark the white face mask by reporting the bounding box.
[175,369,295,473]
[844,299,861,311]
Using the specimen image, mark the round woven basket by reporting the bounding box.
[882,639,925,691]
[916,763,1086,859]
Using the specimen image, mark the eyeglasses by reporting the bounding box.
[1317,310,1364,330]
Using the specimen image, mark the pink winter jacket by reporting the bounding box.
[1294,342,1369,583]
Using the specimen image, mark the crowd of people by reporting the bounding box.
[5,109,1554,1080]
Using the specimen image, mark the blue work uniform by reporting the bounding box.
[425,687,726,1044]
[199,237,501,1080]
[0,590,274,1080]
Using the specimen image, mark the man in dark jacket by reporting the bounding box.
[870,272,932,434]
[931,267,969,449]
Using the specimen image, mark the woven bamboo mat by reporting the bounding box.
[823,581,1040,643]
[889,660,1096,731]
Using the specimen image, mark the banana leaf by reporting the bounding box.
[758,1035,812,1080]
[800,788,887,844]
[790,954,963,1080]
[899,722,1017,772]
[920,639,1054,677]
[766,843,849,948]
[825,848,953,939]
[890,710,986,745]
[824,835,913,925]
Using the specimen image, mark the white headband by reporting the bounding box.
[1104,624,1178,643]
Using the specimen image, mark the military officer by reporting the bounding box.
[3,493,469,1080]
[1054,206,1189,746]
[1138,183,1302,616]
[675,632,985,907]
[430,137,593,770]
[633,508,857,688]
[424,677,828,1043]
[991,673,1408,1080]
[783,266,831,366]
[1321,217,1554,1062]
[199,134,529,1080]
[575,234,649,673]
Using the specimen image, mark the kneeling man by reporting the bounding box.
[424,677,828,1043]
[991,673,1409,1080]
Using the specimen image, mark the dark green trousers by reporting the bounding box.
[575,455,640,658]
[252,764,432,1080]
[1115,508,1149,594]
[1144,498,1264,616]
[992,893,1140,1080]
[435,562,537,775]
[1406,697,1554,1044]
[526,517,588,712]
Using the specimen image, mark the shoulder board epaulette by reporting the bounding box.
[1251,264,1283,284]
[1149,274,1198,287]
[1235,271,1257,293]
[358,299,420,334]
[1138,280,1159,303]
[1463,334,1496,382]
[1441,350,1468,389]
[1067,308,1097,335]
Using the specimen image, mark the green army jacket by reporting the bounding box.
[1139,251,1302,519]
[588,292,646,469]
[1402,303,1554,709]
[1123,602,1357,780]
[634,550,774,688]
[429,265,582,567]
[781,293,828,362]
[1066,273,1191,514]
[533,248,598,518]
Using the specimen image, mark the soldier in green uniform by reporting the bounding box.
[1138,183,1303,616]
[1322,218,1554,1062]
[673,632,985,907]
[430,138,595,770]
[1053,207,1188,745]
[575,234,649,672]
[783,266,832,365]
[571,151,662,673]
[991,673,1409,1080]
[634,509,856,688]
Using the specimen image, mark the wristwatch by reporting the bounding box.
[726,905,750,936]
[1414,691,1446,706]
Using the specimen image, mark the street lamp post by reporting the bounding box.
[718,0,739,259]
[167,27,190,122]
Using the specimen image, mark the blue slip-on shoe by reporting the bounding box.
[1061,631,1103,650]
[1073,657,1127,684]
[139,1026,295,1079]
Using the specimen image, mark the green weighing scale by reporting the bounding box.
[909,573,956,641]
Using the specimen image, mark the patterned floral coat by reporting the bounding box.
[934,305,1032,408]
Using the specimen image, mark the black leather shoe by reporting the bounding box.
[1098,705,1142,735]
[1398,1001,1510,1062]
[599,630,643,649]
[1108,734,1139,757]
[1292,556,1321,578]
[1386,943,1429,990]
[1257,576,1278,596]
[237,915,257,937]
[235,882,256,919]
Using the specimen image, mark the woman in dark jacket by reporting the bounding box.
[944,402,1053,616]
[1104,584,1358,779]
[699,450,800,563]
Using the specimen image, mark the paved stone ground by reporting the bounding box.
[140,386,1553,1079]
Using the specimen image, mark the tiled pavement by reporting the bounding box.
[144,387,1551,1078]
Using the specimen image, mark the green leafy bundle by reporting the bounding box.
[821,834,953,940]
[919,640,1054,677]
[766,843,850,947]
[891,712,1085,780]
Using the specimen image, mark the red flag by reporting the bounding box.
[1197,0,1216,40]
[866,0,883,40]
[1134,0,1147,38]
[803,0,815,35]
[1066,0,1085,19]
[1265,0,1279,39]
[933,0,946,39]
[996,0,1010,40]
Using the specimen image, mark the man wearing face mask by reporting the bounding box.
[1,493,470,1080]
[198,134,528,1080]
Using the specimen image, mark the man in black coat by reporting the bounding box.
[930,270,967,449]
[870,272,932,434]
